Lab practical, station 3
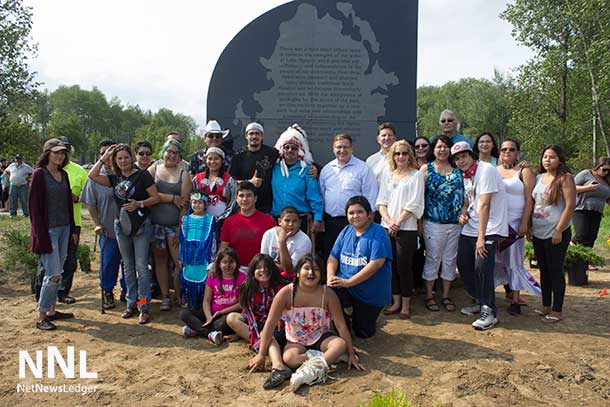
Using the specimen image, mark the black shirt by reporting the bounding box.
[229,144,278,213]
[108,169,155,218]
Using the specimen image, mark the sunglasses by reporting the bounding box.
[283,145,299,151]
[600,168,610,173]
[206,134,223,139]
[137,151,152,156]
[394,151,409,156]
[414,144,429,150]
[440,119,455,123]
[500,147,517,153]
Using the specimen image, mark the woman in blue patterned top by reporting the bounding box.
[419,135,465,312]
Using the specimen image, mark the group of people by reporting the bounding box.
[25,109,610,392]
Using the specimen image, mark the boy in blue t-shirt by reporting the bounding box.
[327,195,392,338]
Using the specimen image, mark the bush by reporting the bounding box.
[1,229,38,281]
[77,243,93,273]
[524,241,604,271]
[358,389,440,407]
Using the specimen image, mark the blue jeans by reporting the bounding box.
[37,225,70,312]
[9,184,29,216]
[114,219,152,312]
[98,235,126,293]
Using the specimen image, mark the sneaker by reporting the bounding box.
[103,291,116,309]
[305,349,324,359]
[460,304,481,316]
[290,356,329,393]
[263,368,292,390]
[36,318,57,331]
[472,305,498,330]
[208,331,223,345]
[182,325,197,338]
[160,297,172,311]
[47,311,74,321]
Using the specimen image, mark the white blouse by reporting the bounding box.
[376,169,425,231]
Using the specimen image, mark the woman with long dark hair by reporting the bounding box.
[572,156,610,247]
[30,139,77,330]
[531,145,576,323]
[474,132,499,166]
[89,143,160,324]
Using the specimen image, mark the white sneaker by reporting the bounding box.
[460,304,481,316]
[471,305,498,330]
[290,356,329,392]
[305,349,324,359]
[182,325,197,338]
[208,331,223,345]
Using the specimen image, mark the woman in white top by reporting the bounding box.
[376,141,425,319]
[531,145,576,323]
[496,138,540,315]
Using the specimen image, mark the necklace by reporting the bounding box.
[502,161,517,169]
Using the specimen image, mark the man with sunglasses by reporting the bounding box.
[433,110,472,147]
[189,120,233,176]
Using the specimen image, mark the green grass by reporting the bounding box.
[358,389,441,407]
[593,205,610,252]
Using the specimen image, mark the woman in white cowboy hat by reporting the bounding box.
[189,120,233,176]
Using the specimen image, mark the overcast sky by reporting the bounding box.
[28,0,533,129]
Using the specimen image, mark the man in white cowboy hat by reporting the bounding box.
[189,120,232,176]
[229,122,278,214]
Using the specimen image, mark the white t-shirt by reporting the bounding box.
[260,227,312,267]
[365,150,388,182]
[461,161,508,238]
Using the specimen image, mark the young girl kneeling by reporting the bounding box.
[181,247,245,345]
[250,254,364,392]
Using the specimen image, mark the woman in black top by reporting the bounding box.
[89,144,160,324]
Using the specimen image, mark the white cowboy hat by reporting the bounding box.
[204,120,230,138]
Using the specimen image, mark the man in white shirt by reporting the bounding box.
[319,134,379,260]
[3,154,33,217]
[365,122,397,182]
[452,141,507,331]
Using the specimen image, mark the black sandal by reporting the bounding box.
[263,368,292,390]
[425,297,440,312]
[441,298,456,312]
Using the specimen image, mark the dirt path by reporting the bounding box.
[1,218,609,406]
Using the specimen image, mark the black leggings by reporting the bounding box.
[532,228,571,313]
[180,308,234,336]
[572,210,602,247]
[389,230,418,297]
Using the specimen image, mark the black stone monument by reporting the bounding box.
[207,0,418,164]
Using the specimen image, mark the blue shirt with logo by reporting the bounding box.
[330,222,392,307]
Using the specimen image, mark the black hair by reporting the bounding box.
[345,195,372,215]
[239,254,288,311]
[204,150,226,178]
[279,206,299,218]
[211,247,240,294]
[291,254,326,304]
[98,139,116,149]
[473,132,499,159]
[378,122,396,135]
[426,135,454,163]
[135,140,153,152]
[501,137,521,151]
[237,181,257,196]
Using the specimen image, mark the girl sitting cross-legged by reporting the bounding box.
[248,254,365,393]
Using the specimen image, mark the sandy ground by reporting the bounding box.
[1,216,609,406]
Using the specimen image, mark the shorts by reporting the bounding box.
[288,331,336,351]
[152,224,178,249]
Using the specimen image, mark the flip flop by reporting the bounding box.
[541,315,562,323]
[440,297,456,312]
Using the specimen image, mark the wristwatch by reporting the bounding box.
[139,201,144,209]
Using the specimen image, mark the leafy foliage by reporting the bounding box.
[1,228,38,279]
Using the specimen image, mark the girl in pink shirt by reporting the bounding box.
[180,247,245,345]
